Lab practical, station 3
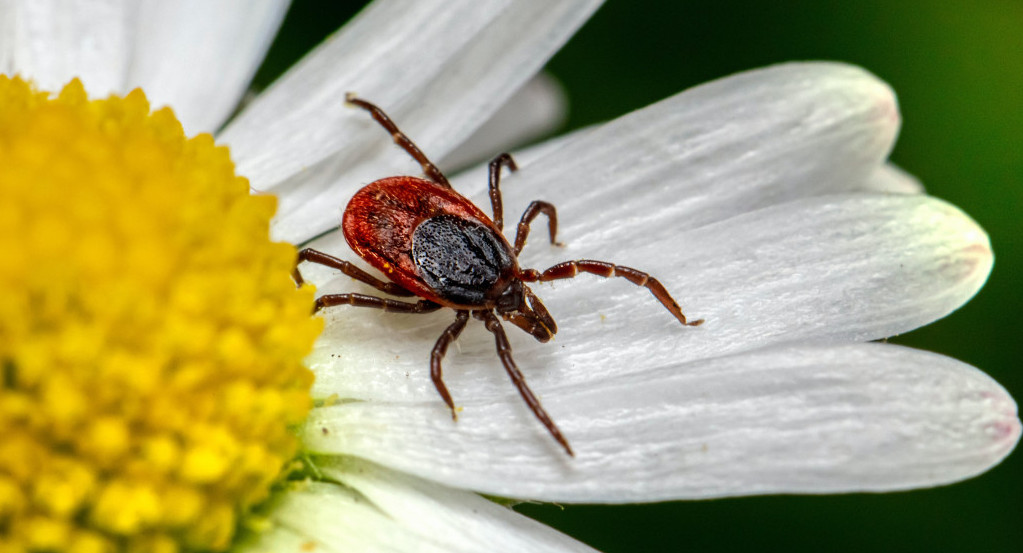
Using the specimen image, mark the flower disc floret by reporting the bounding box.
[0,76,322,552]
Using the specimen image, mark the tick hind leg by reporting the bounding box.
[293,248,414,296]
[430,310,470,421]
[475,310,574,457]
[345,93,451,188]
[531,260,704,327]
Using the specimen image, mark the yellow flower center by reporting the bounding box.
[0,76,322,552]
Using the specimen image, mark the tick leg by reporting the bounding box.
[487,153,517,231]
[314,293,442,314]
[513,201,561,255]
[430,310,470,421]
[474,310,574,457]
[345,93,451,188]
[294,248,414,296]
[532,260,704,327]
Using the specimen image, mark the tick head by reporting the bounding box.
[495,280,557,342]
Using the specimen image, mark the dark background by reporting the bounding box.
[252,1,1022,551]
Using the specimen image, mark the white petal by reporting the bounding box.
[304,194,990,401]
[472,62,902,240]
[237,460,598,553]
[863,162,926,194]
[439,73,568,172]
[221,0,602,243]
[127,0,289,134]
[303,343,1019,501]
[3,0,133,95]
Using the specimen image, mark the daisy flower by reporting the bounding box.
[1,1,1017,553]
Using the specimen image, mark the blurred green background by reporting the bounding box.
[253,1,1021,551]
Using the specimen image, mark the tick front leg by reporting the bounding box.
[345,93,451,188]
[513,201,561,256]
[534,260,704,327]
[314,293,442,314]
[294,248,414,296]
[474,310,574,457]
[430,310,470,421]
[487,153,517,231]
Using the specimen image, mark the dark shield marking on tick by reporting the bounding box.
[413,215,515,306]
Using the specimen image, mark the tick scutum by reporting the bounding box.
[412,214,515,306]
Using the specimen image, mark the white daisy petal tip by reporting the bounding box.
[675,194,993,349]
[865,163,926,194]
[906,196,993,310]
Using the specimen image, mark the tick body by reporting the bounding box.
[344,176,512,308]
[294,94,703,456]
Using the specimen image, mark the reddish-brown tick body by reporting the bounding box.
[294,95,702,457]
[344,176,514,309]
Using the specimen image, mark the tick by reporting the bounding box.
[293,94,703,456]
